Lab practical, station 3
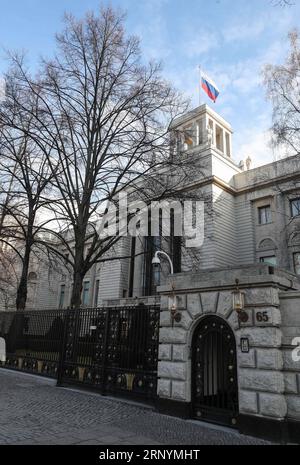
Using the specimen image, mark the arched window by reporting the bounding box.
[289,233,300,274]
[258,238,277,250]
[258,238,277,266]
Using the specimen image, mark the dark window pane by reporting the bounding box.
[59,285,65,308]
[94,279,100,306]
[290,198,300,217]
[82,281,90,306]
[170,209,181,273]
[258,205,271,224]
[259,256,276,265]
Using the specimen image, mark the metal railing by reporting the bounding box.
[0,309,66,378]
[0,304,160,402]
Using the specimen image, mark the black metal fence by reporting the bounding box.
[0,309,65,377]
[0,304,159,402]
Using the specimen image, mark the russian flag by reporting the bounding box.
[201,72,219,103]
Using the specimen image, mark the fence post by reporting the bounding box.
[56,310,70,387]
[101,307,110,395]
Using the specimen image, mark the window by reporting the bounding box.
[196,118,205,145]
[258,205,272,224]
[82,281,90,306]
[258,238,276,250]
[215,125,224,152]
[128,237,136,298]
[183,126,194,149]
[290,198,300,217]
[59,284,65,309]
[259,256,277,265]
[170,209,181,273]
[225,133,231,157]
[293,253,300,275]
[94,279,100,307]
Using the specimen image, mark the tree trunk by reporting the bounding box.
[16,244,31,311]
[70,269,84,309]
[16,217,34,311]
[70,221,88,309]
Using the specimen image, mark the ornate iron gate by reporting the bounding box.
[192,315,239,427]
[0,309,65,378]
[57,304,159,402]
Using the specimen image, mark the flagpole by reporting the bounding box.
[198,65,202,106]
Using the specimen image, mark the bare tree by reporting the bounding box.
[1,7,202,309]
[264,29,300,155]
[0,93,55,310]
[263,29,300,256]
[0,243,19,310]
[271,0,295,6]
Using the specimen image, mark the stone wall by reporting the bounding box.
[156,264,300,442]
[280,291,300,422]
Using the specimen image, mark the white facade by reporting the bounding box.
[18,104,300,309]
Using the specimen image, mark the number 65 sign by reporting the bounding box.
[256,311,269,322]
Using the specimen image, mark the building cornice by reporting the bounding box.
[181,170,300,198]
[235,171,300,195]
[170,104,233,133]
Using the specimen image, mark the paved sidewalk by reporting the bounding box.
[0,369,271,445]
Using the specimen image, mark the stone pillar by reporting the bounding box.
[237,286,287,441]
[212,121,216,147]
[277,291,300,443]
[222,129,226,155]
[157,294,191,416]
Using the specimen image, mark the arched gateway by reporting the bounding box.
[191,315,239,427]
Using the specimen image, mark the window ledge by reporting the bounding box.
[257,222,273,226]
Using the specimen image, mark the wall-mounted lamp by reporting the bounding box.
[232,279,245,313]
[151,250,174,275]
[152,250,181,323]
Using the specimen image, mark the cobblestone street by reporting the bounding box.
[0,369,271,445]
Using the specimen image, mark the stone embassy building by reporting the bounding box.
[29,104,300,442]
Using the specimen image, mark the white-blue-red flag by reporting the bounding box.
[201,72,220,103]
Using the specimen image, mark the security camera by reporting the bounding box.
[151,256,161,267]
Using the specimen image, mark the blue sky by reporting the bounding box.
[0,0,299,167]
